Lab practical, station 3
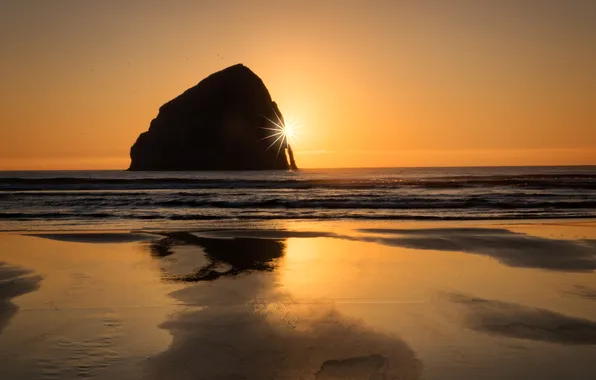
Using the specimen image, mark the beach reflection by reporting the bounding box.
[148,233,421,380]
[277,228,596,380]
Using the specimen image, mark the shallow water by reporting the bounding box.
[1,220,595,379]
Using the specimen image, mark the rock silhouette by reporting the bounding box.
[129,64,295,171]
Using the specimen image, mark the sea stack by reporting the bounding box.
[129,64,296,171]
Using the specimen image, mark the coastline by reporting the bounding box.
[2,216,596,234]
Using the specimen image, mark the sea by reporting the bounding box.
[1,166,595,231]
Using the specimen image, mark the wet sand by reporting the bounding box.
[0,263,42,335]
[0,220,595,379]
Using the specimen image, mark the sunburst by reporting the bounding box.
[262,109,301,156]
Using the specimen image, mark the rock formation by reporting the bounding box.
[129,64,297,171]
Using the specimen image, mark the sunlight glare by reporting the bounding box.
[262,110,302,155]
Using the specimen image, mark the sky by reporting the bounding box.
[1,0,595,169]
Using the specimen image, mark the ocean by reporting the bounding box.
[1,166,595,231]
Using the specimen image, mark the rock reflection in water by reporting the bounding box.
[146,233,421,380]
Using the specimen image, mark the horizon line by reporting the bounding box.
[1,164,595,172]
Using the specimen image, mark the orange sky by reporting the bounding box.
[1,0,595,170]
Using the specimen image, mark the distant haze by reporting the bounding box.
[1,0,595,169]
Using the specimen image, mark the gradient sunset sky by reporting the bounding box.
[1,0,595,169]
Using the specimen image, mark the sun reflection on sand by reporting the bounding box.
[144,232,421,380]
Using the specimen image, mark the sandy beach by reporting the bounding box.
[1,220,595,379]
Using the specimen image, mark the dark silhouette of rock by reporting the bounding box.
[288,144,298,171]
[149,231,284,282]
[129,64,296,171]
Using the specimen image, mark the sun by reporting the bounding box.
[262,110,301,155]
[282,118,299,145]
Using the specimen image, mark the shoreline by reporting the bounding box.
[1,217,596,235]
[12,218,596,235]
[10,219,596,274]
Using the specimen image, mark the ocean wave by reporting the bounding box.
[5,196,595,210]
[1,209,595,222]
[1,168,595,224]
[0,212,113,220]
[154,198,596,210]
[1,174,595,191]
